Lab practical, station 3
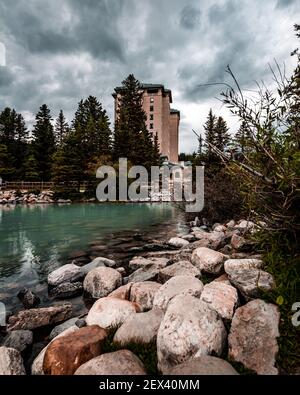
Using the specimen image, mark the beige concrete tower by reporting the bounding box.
[113,83,180,163]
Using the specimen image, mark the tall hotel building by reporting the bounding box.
[113,83,180,163]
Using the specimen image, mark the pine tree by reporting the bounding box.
[113,74,159,168]
[51,130,84,186]
[203,109,217,161]
[0,144,15,180]
[235,121,252,154]
[31,104,55,181]
[23,152,40,181]
[72,96,112,161]
[215,116,230,152]
[55,110,69,147]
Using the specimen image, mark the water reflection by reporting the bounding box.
[0,203,178,293]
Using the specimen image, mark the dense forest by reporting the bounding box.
[0,74,160,185]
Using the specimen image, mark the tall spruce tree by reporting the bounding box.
[215,116,230,152]
[203,109,217,160]
[72,96,112,161]
[0,144,15,180]
[55,110,69,147]
[113,74,159,168]
[235,120,252,154]
[52,130,84,186]
[32,104,55,181]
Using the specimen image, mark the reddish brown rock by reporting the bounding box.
[43,325,107,375]
[8,304,72,331]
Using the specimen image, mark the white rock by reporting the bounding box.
[86,297,139,330]
[128,256,169,271]
[74,350,146,375]
[157,295,227,373]
[200,281,239,320]
[191,247,226,274]
[0,347,26,375]
[113,308,164,346]
[129,282,161,311]
[153,275,204,311]
[227,268,275,299]
[234,220,255,231]
[83,267,122,298]
[225,258,263,273]
[47,264,83,287]
[165,356,238,375]
[168,237,190,248]
[228,299,280,375]
[158,260,201,283]
[81,257,116,275]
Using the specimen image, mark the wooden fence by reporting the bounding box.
[0,181,91,191]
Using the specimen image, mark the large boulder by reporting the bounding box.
[47,264,83,287]
[86,297,139,330]
[49,282,83,299]
[83,267,122,298]
[113,308,164,346]
[165,356,238,375]
[228,299,280,375]
[2,330,33,352]
[224,258,263,272]
[158,261,201,283]
[128,257,169,271]
[0,347,26,375]
[168,237,189,248]
[129,282,161,311]
[227,269,275,299]
[108,283,133,300]
[153,275,204,311]
[157,295,227,373]
[32,326,79,375]
[200,281,239,320]
[8,304,72,331]
[81,257,117,275]
[43,325,107,375]
[191,247,226,274]
[74,350,146,375]
[124,265,161,284]
[193,231,225,250]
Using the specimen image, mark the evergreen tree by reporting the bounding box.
[215,116,230,152]
[31,104,55,181]
[113,74,159,168]
[23,152,40,181]
[0,144,15,180]
[235,120,252,154]
[72,96,112,160]
[203,109,217,161]
[51,130,84,186]
[55,110,69,147]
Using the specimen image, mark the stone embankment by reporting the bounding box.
[0,218,280,375]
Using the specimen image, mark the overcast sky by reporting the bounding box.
[0,0,299,153]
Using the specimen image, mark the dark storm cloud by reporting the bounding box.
[0,0,125,60]
[0,0,299,152]
[180,5,201,30]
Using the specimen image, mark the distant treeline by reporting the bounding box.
[0,74,160,184]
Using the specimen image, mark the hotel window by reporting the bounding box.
[150,114,154,120]
[150,105,154,112]
[150,123,154,129]
[150,97,154,103]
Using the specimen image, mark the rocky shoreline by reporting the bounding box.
[0,218,281,375]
